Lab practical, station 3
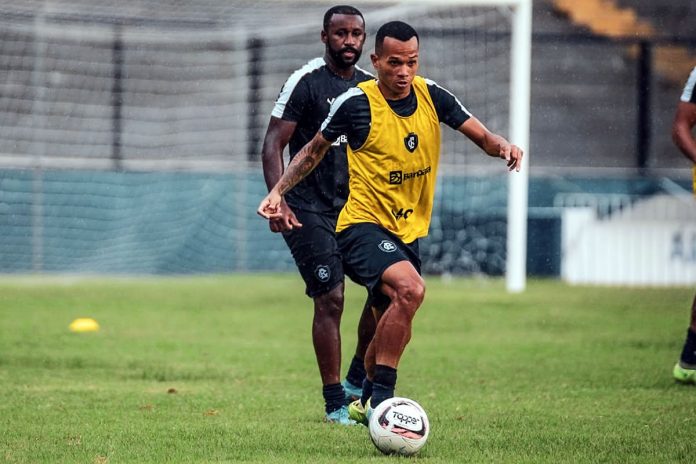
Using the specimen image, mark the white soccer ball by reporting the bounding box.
[368,397,429,456]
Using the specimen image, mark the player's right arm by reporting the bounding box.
[258,86,357,220]
[672,101,696,163]
[257,133,333,219]
[261,116,302,231]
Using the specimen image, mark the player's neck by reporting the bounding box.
[377,81,411,101]
[324,56,355,80]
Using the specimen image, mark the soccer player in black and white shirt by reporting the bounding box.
[260,5,374,424]
[672,66,696,384]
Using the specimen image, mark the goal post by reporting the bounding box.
[507,0,532,293]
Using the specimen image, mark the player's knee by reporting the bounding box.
[314,286,344,320]
[409,279,426,308]
[394,276,425,312]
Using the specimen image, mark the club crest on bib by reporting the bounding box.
[378,240,397,253]
[404,132,418,153]
[315,265,330,282]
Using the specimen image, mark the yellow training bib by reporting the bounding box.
[336,77,441,243]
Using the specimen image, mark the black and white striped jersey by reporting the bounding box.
[320,78,472,149]
[681,66,696,104]
[271,57,373,214]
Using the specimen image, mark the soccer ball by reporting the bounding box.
[368,397,429,456]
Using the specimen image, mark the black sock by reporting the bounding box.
[680,328,696,365]
[361,377,373,407]
[345,355,366,388]
[323,383,345,414]
[371,364,397,408]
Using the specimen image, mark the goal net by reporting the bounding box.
[0,0,529,281]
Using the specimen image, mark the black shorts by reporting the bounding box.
[282,209,344,298]
[337,223,421,307]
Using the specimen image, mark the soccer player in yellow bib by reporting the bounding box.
[671,65,696,384]
[257,21,523,420]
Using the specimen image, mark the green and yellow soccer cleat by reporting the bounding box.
[673,362,696,384]
[325,405,357,425]
[348,398,371,426]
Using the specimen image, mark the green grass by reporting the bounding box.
[1,274,695,463]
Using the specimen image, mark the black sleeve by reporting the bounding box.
[274,77,310,122]
[320,90,371,150]
[682,67,696,104]
[427,80,472,130]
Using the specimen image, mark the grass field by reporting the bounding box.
[1,274,695,463]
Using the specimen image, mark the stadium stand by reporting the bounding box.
[616,0,696,38]
[534,0,695,171]
[552,0,695,84]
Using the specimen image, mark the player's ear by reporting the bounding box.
[370,53,379,69]
[321,30,328,44]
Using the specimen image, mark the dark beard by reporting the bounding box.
[327,45,361,69]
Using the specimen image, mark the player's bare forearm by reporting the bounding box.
[458,118,523,171]
[483,133,523,172]
[261,117,296,191]
[672,102,696,164]
[259,117,304,231]
[262,151,283,192]
[258,133,331,221]
[274,134,331,196]
[480,131,509,157]
[674,131,696,164]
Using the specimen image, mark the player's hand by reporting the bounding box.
[257,189,283,220]
[498,142,524,172]
[269,199,302,232]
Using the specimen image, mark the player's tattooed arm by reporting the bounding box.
[275,134,333,195]
[257,132,332,220]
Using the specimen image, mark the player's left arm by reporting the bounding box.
[672,101,696,164]
[426,79,522,171]
[257,133,333,219]
[457,117,523,172]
